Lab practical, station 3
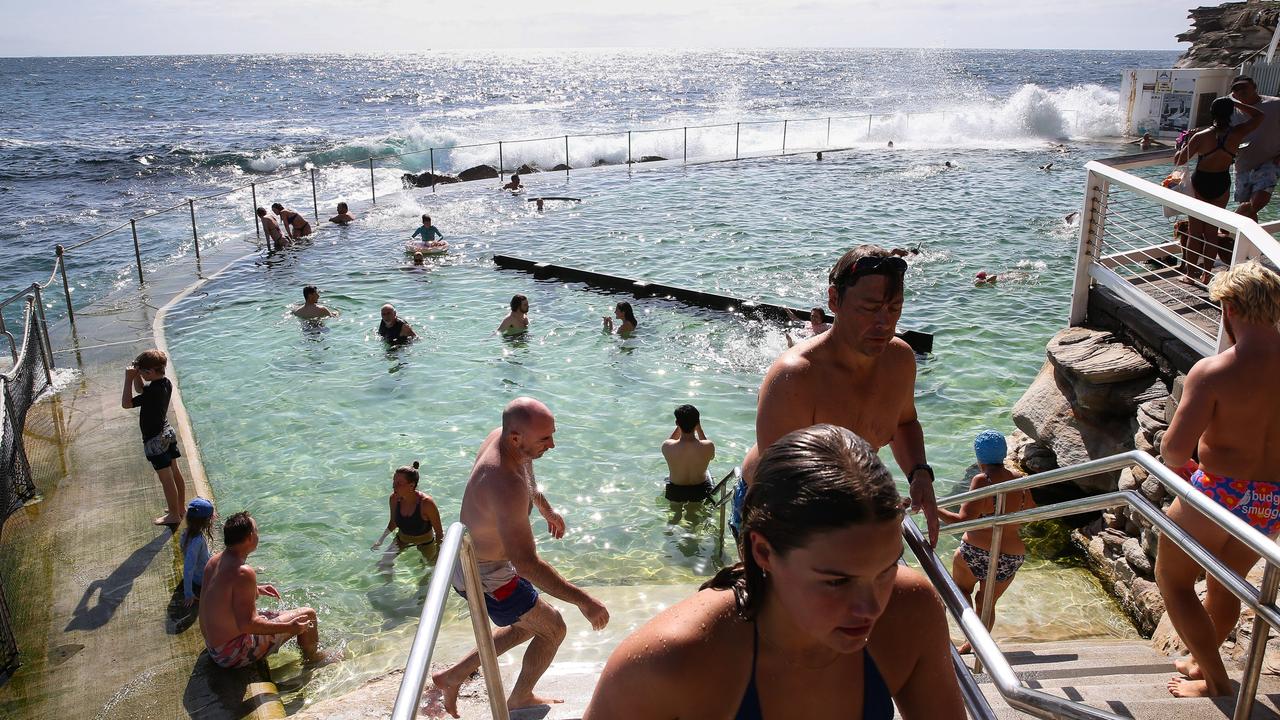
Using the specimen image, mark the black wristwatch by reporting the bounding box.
[908,463,934,484]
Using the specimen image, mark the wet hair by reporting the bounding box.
[674,404,700,433]
[271,203,284,212]
[616,301,638,327]
[337,202,348,213]
[223,511,255,547]
[421,214,430,224]
[134,348,168,372]
[1209,260,1280,325]
[1210,97,1235,128]
[828,244,904,302]
[810,306,825,322]
[256,207,267,217]
[703,424,903,619]
[302,284,318,300]
[183,512,214,552]
[395,461,421,487]
[511,294,528,311]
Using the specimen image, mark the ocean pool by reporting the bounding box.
[165,145,1138,695]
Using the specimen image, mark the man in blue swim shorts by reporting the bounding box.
[1231,77,1280,223]
[432,398,609,717]
[1158,261,1280,700]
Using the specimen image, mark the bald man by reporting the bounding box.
[432,398,609,717]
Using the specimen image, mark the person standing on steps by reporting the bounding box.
[431,398,609,717]
[1158,261,1280,699]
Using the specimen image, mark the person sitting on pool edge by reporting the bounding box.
[602,301,638,335]
[329,202,355,225]
[411,214,444,243]
[583,424,964,719]
[937,429,1034,654]
[662,404,716,504]
[497,294,529,335]
[503,173,523,191]
[293,285,336,319]
[377,304,416,343]
[372,461,444,569]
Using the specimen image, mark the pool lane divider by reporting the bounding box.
[491,254,934,354]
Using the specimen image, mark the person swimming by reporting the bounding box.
[603,301,638,335]
[411,215,444,243]
[583,425,964,719]
[497,294,530,335]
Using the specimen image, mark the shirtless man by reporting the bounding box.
[256,207,286,250]
[292,285,335,319]
[1157,261,1280,698]
[662,404,716,504]
[377,304,416,343]
[497,294,529,335]
[329,202,355,225]
[1230,76,1280,221]
[432,398,609,716]
[739,245,939,545]
[502,173,523,191]
[199,511,334,669]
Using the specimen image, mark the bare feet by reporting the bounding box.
[1174,656,1203,679]
[507,693,564,712]
[957,642,973,655]
[304,648,343,668]
[432,669,464,719]
[1167,676,1225,698]
[154,514,181,526]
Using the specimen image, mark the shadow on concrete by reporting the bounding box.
[64,530,173,632]
[182,651,280,719]
[166,581,199,635]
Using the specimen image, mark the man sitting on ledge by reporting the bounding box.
[1158,260,1280,698]
[199,511,338,669]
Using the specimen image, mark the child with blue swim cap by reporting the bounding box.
[937,429,1037,653]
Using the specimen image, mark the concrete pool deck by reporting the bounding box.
[0,237,289,719]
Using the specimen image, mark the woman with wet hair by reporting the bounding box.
[602,301,638,336]
[584,424,963,719]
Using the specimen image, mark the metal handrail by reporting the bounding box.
[393,522,510,720]
[936,450,1280,720]
[903,519,1125,720]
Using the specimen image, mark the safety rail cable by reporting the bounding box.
[393,522,510,720]
[935,450,1280,720]
[902,519,1118,720]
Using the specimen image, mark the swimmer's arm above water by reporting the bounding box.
[372,495,398,549]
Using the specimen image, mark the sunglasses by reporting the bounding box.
[835,255,908,286]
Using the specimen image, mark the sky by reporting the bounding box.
[0,0,1189,56]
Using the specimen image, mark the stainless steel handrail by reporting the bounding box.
[903,519,1125,720]
[393,522,510,720]
[936,450,1280,720]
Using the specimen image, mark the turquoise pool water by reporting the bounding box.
[165,145,1136,689]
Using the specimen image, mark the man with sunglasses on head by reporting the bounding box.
[738,244,940,545]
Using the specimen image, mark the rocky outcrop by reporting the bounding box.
[1176,2,1280,69]
[551,163,572,171]
[457,164,500,182]
[401,171,459,188]
[639,155,667,163]
[516,163,540,175]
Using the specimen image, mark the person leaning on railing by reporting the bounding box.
[1157,260,1280,699]
[584,424,964,720]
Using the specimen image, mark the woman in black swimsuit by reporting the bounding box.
[584,425,963,720]
[1173,97,1263,283]
[371,461,444,570]
[270,202,313,239]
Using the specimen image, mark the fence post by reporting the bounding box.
[735,123,740,160]
[430,148,436,193]
[188,199,201,262]
[867,114,872,139]
[627,131,632,166]
[1070,172,1108,326]
[782,120,788,155]
[826,117,832,147]
[130,219,144,285]
[310,168,319,222]
[564,135,570,176]
[369,158,376,205]
[55,245,74,329]
[32,284,54,373]
[1233,563,1279,720]
[683,127,687,163]
[251,182,261,237]
[498,141,504,183]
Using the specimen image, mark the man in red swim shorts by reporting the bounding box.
[1158,260,1280,699]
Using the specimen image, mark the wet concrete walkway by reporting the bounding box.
[0,237,285,719]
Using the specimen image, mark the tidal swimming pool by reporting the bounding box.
[165,146,1138,696]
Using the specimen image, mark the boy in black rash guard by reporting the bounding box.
[121,349,186,526]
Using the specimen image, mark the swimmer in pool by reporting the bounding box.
[503,173,523,191]
[975,271,998,286]
[890,247,921,258]
[272,202,312,239]
[784,306,831,347]
[257,207,286,250]
[1129,133,1170,150]
[377,304,416,343]
[411,215,444,243]
[292,285,336,319]
[662,405,716,522]
[329,202,355,225]
[412,252,425,266]
[372,461,444,571]
[497,294,529,335]
[602,301,638,336]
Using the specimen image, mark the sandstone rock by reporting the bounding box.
[1140,477,1166,505]
[516,163,540,175]
[457,164,499,182]
[1119,468,1139,492]
[1124,538,1153,579]
[1101,527,1128,549]
[1178,3,1280,69]
[1171,373,1186,406]
[1137,404,1167,436]
[551,163,571,171]
[1047,327,1155,386]
[1152,430,1165,452]
[1131,465,1148,484]
[592,158,614,167]
[1141,527,1159,559]
[1138,395,1172,426]
[401,171,459,188]
[1114,557,1136,584]
[1134,429,1156,456]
